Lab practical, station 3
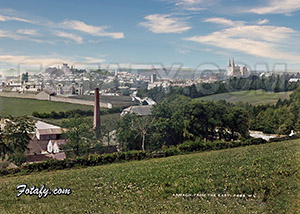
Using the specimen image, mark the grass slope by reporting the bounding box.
[198,90,292,105]
[0,97,93,117]
[0,140,299,214]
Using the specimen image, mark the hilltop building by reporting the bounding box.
[227,59,248,77]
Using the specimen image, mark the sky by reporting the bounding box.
[1,0,300,74]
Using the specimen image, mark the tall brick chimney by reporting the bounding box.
[93,88,100,130]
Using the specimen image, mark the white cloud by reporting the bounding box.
[175,0,204,5]
[248,0,300,14]
[257,19,269,25]
[204,17,244,26]
[184,18,300,62]
[139,14,191,34]
[0,30,51,44]
[0,14,32,23]
[60,20,124,39]
[171,0,217,11]
[0,12,124,40]
[17,29,40,36]
[0,54,106,67]
[79,56,106,63]
[54,31,83,44]
[0,54,66,66]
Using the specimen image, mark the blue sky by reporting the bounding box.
[1,0,300,73]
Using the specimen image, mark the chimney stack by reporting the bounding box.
[93,88,100,130]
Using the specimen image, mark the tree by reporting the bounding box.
[117,114,154,151]
[62,117,97,156]
[225,107,249,139]
[0,117,35,165]
[21,72,29,83]
[131,115,154,151]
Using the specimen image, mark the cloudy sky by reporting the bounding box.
[0,0,300,72]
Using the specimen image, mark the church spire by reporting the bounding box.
[232,58,235,67]
[229,59,231,66]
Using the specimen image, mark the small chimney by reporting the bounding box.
[93,88,100,130]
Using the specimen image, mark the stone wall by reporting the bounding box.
[0,92,113,108]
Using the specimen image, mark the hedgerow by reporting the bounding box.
[0,137,278,177]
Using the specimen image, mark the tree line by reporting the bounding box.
[240,86,300,135]
[137,74,300,102]
[117,95,249,151]
[32,108,122,119]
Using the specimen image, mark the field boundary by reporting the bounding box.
[2,136,298,177]
[0,92,113,108]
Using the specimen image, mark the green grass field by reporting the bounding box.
[0,140,299,213]
[198,90,292,105]
[0,97,93,117]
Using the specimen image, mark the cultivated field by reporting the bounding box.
[199,90,292,105]
[0,139,299,213]
[0,97,93,117]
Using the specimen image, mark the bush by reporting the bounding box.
[32,108,122,119]
[242,138,267,145]
[177,140,204,152]
[162,146,181,157]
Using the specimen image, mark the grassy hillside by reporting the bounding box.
[0,97,93,117]
[0,140,299,213]
[198,90,292,105]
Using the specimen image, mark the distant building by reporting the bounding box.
[26,121,67,163]
[150,74,157,83]
[36,90,55,101]
[121,105,153,116]
[35,121,63,140]
[227,59,248,77]
[289,78,300,83]
[62,63,70,73]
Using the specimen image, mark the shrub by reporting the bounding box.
[243,138,267,145]
[162,146,181,157]
[32,111,40,117]
[31,108,121,119]
[177,140,204,152]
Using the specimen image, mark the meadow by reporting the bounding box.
[0,97,93,117]
[0,139,299,213]
[198,90,292,105]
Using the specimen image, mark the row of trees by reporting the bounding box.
[32,108,122,119]
[117,95,249,151]
[137,74,300,102]
[245,86,300,135]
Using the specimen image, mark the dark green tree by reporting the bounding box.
[0,117,34,165]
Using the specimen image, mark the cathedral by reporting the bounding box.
[226,59,248,77]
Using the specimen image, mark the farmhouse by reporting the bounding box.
[35,121,62,140]
[26,121,67,163]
